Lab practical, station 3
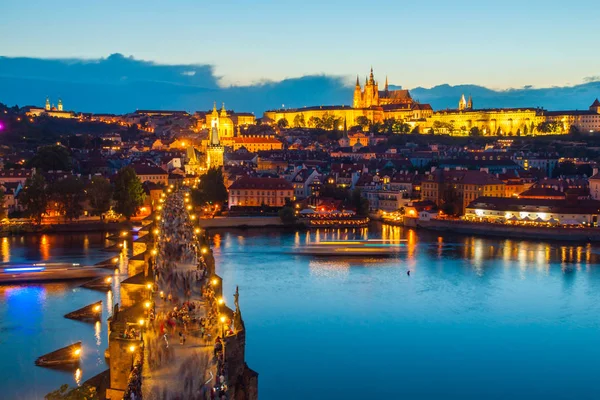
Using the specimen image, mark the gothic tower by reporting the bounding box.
[58,98,63,112]
[467,95,473,110]
[353,76,362,108]
[459,94,467,111]
[45,97,51,111]
[206,103,224,170]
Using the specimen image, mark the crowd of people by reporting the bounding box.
[137,190,232,400]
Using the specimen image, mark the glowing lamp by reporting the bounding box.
[218,298,224,305]
[129,345,135,353]
[94,305,101,312]
[220,316,226,323]
[74,348,82,357]
[211,278,218,286]
[138,319,145,326]
[105,276,112,283]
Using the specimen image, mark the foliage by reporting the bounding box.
[392,120,411,134]
[292,113,306,128]
[278,206,297,224]
[306,112,339,130]
[351,188,370,216]
[191,167,228,206]
[355,116,371,130]
[28,145,72,172]
[432,121,454,134]
[537,121,562,134]
[469,127,481,136]
[440,185,461,216]
[50,176,86,222]
[45,383,98,400]
[277,118,289,129]
[0,187,6,220]
[87,176,113,215]
[20,173,49,225]
[113,166,145,220]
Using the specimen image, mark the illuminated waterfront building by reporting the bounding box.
[228,177,294,208]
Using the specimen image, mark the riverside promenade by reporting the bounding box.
[105,190,257,400]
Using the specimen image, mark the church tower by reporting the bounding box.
[206,115,224,170]
[58,98,63,112]
[353,76,362,108]
[338,117,350,147]
[45,97,51,111]
[467,95,473,110]
[459,94,467,111]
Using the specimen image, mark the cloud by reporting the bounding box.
[584,76,600,83]
[0,54,598,114]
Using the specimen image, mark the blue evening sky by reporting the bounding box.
[1,0,599,89]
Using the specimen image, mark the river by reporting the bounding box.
[0,233,127,400]
[2,226,600,399]
[213,223,600,400]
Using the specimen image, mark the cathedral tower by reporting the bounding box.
[353,76,362,108]
[45,97,51,111]
[58,98,63,112]
[459,94,467,111]
[206,120,224,170]
[467,95,473,110]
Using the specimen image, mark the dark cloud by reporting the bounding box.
[0,54,598,114]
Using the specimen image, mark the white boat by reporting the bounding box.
[294,239,407,257]
[0,262,109,283]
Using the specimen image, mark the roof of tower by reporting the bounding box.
[384,76,389,91]
[592,98,600,107]
[356,75,360,87]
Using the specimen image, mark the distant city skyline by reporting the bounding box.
[2,0,600,89]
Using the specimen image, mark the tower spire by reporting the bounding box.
[356,75,360,87]
[384,76,389,91]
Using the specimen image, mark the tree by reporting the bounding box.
[469,127,481,136]
[351,188,370,216]
[45,383,98,400]
[113,166,145,220]
[277,118,289,129]
[50,176,86,222]
[191,167,228,205]
[293,113,306,128]
[523,125,529,135]
[0,187,6,220]
[28,145,72,172]
[355,116,371,130]
[87,176,113,216]
[20,173,49,225]
[392,121,411,134]
[307,116,320,128]
[278,206,297,224]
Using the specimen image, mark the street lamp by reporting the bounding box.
[128,345,136,369]
[211,278,218,286]
[220,315,226,338]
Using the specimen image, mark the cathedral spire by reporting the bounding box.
[368,67,375,84]
[356,75,360,88]
[213,101,217,112]
[384,76,389,91]
[220,102,227,117]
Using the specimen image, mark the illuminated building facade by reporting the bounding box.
[206,119,224,170]
[228,177,294,208]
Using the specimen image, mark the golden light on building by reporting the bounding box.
[211,278,218,286]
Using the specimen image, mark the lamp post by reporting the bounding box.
[128,345,136,370]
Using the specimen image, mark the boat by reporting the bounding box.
[35,341,82,368]
[293,239,407,257]
[0,262,110,284]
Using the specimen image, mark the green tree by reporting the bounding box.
[355,116,371,130]
[113,166,145,220]
[20,173,49,225]
[45,383,98,400]
[50,176,86,222]
[191,167,228,205]
[392,121,411,134]
[87,176,113,216]
[28,145,72,172]
[277,118,289,129]
[278,206,297,224]
[523,124,529,135]
[293,113,306,128]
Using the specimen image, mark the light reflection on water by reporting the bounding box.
[213,223,600,400]
[0,233,118,400]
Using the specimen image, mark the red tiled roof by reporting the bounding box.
[229,177,293,190]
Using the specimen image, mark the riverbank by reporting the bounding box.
[397,217,600,242]
[0,221,129,236]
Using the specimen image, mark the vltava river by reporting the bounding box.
[0,233,126,400]
[2,226,600,399]
[213,223,600,400]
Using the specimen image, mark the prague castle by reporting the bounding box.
[263,68,434,128]
[263,68,600,135]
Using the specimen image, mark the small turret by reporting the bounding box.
[355,75,360,88]
[45,97,51,111]
[384,76,389,92]
[57,98,63,112]
[220,102,228,117]
[368,67,375,85]
[590,98,600,114]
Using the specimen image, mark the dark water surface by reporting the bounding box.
[213,224,600,400]
[0,233,126,399]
